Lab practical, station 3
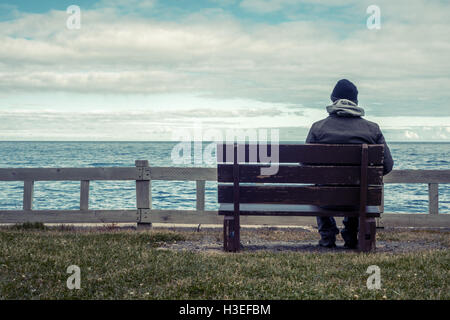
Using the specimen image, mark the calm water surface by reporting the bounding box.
[0,142,448,213]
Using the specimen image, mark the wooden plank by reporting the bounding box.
[218,211,381,218]
[2,167,449,184]
[0,167,140,181]
[384,170,450,184]
[149,167,217,181]
[0,210,139,223]
[138,168,450,185]
[196,180,205,211]
[428,183,439,215]
[80,180,90,210]
[218,203,380,217]
[217,143,384,165]
[23,180,34,211]
[1,210,448,227]
[218,185,382,206]
[218,164,383,184]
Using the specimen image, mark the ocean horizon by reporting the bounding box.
[1,140,449,143]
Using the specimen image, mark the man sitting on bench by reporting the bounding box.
[306,79,394,249]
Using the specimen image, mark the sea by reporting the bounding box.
[0,141,448,214]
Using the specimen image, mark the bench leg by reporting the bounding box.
[234,215,240,252]
[223,218,230,251]
[358,217,376,252]
[368,218,376,251]
[223,217,240,252]
[223,217,234,252]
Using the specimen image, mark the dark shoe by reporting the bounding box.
[318,239,336,248]
[341,230,357,247]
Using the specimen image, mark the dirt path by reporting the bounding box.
[155,226,450,254]
[157,239,447,253]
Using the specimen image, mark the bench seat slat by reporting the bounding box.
[218,185,382,206]
[218,203,380,217]
[217,144,384,165]
[218,164,383,184]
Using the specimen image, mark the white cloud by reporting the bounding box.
[367,116,450,129]
[0,99,448,141]
[0,1,448,108]
[239,0,360,14]
[404,130,419,140]
[0,0,449,140]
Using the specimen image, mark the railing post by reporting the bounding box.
[80,180,90,210]
[196,180,205,212]
[136,160,151,229]
[428,183,439,215]
[23,180,34,211]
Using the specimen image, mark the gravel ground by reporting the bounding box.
[157,238,447,253]
[155,226,450,253]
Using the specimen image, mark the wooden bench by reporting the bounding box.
[217,143,385,252]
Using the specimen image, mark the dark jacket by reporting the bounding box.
[306,114,394,175]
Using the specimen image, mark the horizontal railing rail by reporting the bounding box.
[383,170,450,215]
[0,162,449,226]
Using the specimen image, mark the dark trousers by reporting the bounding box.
[317,216,359,246]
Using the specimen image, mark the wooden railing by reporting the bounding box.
[0,161,449,226]
[383,170,449,215]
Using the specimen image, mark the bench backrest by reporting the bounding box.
[217,143,384,208]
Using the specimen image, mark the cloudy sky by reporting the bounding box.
[0,0,449,141]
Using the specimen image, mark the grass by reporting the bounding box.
[0,226,448,300]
